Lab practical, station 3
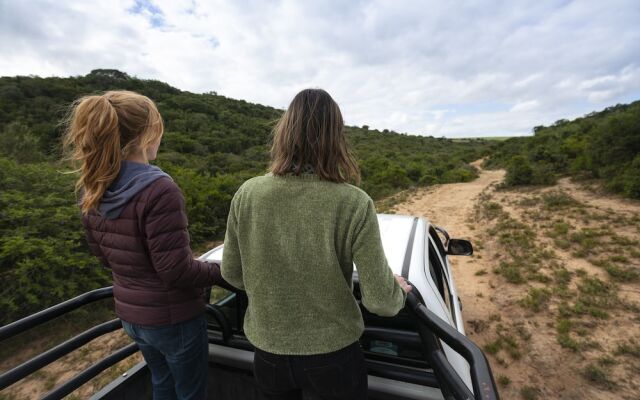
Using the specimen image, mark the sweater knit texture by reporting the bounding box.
[221,173,406,355]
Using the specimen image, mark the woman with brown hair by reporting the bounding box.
[64,90,228,400]
[222,88,412,399]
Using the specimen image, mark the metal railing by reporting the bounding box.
[0,287,243,399]
[0,287,114,342]
[1,287,500,400]
[406,292,500,400]
[0,287,137,399]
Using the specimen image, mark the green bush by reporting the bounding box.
[531,162,557,185]
[0,122,44,163]
[0,71,496,323]
[487,100,640,198]
[623,155,640,198]
[0,157,110,323]
[505,156,533,186]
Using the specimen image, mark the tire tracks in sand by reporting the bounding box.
[390,160,640,399]
[390,160,505,327]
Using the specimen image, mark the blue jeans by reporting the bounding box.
[122,314,209,400]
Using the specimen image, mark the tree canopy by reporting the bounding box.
[0,70,493,323]
[486,101,640,197]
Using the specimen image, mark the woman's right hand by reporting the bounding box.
[394,275,413,293]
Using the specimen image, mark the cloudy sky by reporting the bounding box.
[1,0,639,137]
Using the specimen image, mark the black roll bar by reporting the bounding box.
[206,304,232,343]
[41,343,139,400]
[406,292,499,400]
[1,286,500,400]
[0,319,123,390]
[0,286,114,342]
[0,286,246,398]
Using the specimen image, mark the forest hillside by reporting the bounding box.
[0,69,493,323]
[485,100,640,197]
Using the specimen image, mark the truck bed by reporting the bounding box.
[93,343,445,400]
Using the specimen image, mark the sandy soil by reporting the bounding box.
[391,161,640,400]
[391,160,507,334]
[1,329,143,399]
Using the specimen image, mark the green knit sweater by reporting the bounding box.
[221,173,406,355]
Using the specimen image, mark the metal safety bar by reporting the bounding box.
[0,319,123,390]
[41,343,139,400]
[0,286,135,399]
[1,286,500,400]
[406,292,499,400]
[0,287,114,342]
[0,286,244,399]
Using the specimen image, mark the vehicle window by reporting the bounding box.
[428,240,445,298]
[210,291,247,333]
[428,240,455,321]
[429,227,447,266]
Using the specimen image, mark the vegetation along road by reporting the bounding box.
[392,161,640,400]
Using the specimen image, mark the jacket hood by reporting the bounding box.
[99,161,171,219]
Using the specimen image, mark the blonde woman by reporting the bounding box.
[64,90,229,400]
[222,88,412,400]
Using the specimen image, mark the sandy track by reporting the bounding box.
[391,160,505,324]
[392,160,504,231]
[390,161,640,399]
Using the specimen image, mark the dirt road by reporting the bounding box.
[391,160,505,328]
[392,159,504,230]
[391,160,640,399]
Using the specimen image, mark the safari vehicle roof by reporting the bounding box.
[377,214,425,276]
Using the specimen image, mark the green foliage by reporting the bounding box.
[519,287,551,312]
[581,363,617,389]
[614,339,640,358]
[571,276,617,319]
[505,156,558,187]
[0,70,495,323]
[520,385,541,400]
[541,191,579,209]
[623,154,640,198]
[505,155,533,185]
[0,122,44,163]
[496,374,511,387]
[0,157,110,323]
[487,101,640,196]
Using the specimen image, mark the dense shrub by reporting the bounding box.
[0,71,494,323]
[623,155,640,199]
[506,156,534,186]
[487,101,640,195]
[0,157,110,323]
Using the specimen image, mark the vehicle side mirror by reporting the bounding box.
[447,239,473,256]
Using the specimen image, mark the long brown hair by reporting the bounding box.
[270,89,360,184]
[62,90,164,214]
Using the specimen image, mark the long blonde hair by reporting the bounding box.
[270,89,360,184]
[62,90,164,214]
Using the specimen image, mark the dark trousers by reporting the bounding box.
[122,314,209,400]
[253,341,367,400]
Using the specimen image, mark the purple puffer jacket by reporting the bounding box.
[83,177,226,326]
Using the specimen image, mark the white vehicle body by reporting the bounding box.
[201,213,473,398]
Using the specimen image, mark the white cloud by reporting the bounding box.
[1,0,639,137]
[510,100,540,112]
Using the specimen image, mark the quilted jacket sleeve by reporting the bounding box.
[82,216,110,268]
[144,179,223,288]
